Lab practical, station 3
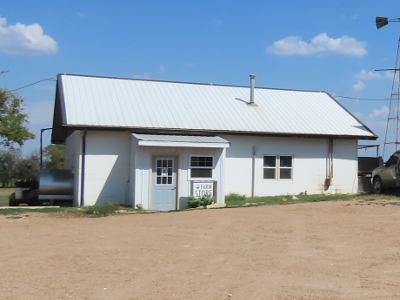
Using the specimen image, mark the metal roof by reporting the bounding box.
[132,133,229,148]
[53,73,376,141]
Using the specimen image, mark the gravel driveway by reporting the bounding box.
[1,199,400,299]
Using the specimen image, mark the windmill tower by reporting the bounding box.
[376,17,400,158]
[382,38,400,158]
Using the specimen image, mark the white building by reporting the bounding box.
[51,74,376,210]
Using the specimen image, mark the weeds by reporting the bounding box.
[81,204,121,217]
[225,193,364,207]
[0,204,142,217]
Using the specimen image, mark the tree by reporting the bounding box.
[43,144,64,169]
[0,150,40,185]
[0,148,19,187]
[13,152,39,181]
[0,88,34,147]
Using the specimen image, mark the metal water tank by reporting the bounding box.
[39,170,73,198]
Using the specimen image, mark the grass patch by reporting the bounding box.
[0,188,13,206]
[0,204,143,217]
[80,204,122,217]
[225,193,372,208]
[0,207,77,216]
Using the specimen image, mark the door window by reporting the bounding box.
[156,159,173,185]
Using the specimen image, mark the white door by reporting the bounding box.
[152,157,177,211]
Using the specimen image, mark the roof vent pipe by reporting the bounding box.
[249,74,256,104]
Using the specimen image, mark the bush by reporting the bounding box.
[199,194,214,207]
[187,194,214,208]
[188,196,201,208]
[81,204,121,217]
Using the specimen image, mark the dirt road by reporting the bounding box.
[1,200,400,299]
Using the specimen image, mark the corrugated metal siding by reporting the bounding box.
[59,74,375,138]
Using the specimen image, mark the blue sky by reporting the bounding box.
[1,0,399,157]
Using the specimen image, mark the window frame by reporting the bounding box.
[189,155,214,181]
[278,155,293,180]
[263,155,294,180]
[263,155,277,179]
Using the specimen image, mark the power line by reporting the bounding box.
[2,75,397,102]
[9,76,56,92]
[335,95,392,101]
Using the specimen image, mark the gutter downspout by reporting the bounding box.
[251,145,256,198]
[80,130,87,206]
[39,127,52,169]
[325,138,334,190]
[328,138,334,178]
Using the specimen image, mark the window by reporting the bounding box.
[263,156,276,179]
[156,159,173,185]
[279,156,292,179]
[263,155,293,180]
[190,156,213,179]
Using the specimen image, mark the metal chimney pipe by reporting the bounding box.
[249,74,256,104]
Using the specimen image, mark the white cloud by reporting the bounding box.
[356,69,392,80]
[356,69,380,80]
[159,64,165,73]
[352,69,393,93]
[267,32,367,57]
[0,17,58,55]
[352,80,366,92]
[369,105,389,119]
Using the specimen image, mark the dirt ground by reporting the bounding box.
[1,200,400,300]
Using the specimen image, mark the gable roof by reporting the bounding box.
[52,73,376,143]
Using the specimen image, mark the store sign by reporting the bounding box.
[192,182,214,198]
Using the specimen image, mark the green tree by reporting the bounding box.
[14,152,40,181]
[43,144,64,169]
[0,88,34,146]
[0,148,19,187]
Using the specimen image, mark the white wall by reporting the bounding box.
[130,137,225,210]
[222,135,358,196]
[65,130,358,207]
[82,131,131,205]
[64,130,82,206]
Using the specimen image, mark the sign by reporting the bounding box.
[192,182,214,198]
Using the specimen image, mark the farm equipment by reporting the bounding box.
[9,170,73,206]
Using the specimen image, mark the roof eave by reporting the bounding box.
[324,91,378,139]
[54,124,377,143]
